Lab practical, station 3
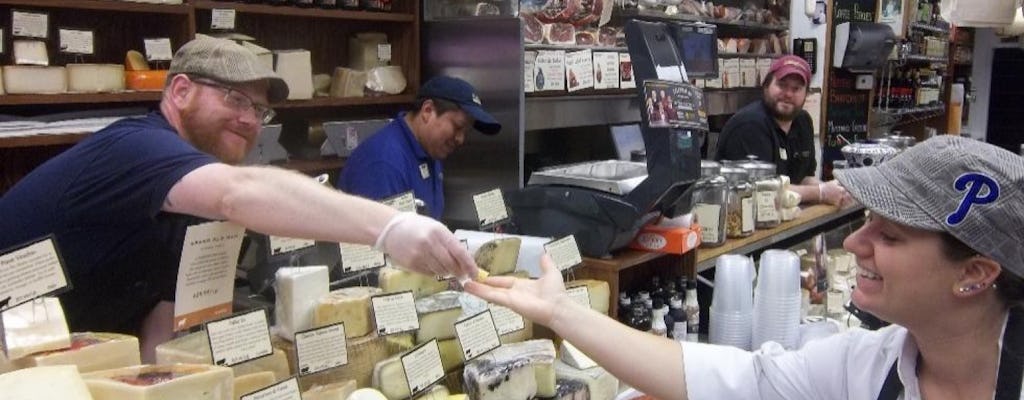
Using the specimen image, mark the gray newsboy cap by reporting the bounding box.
[168,37,289,103]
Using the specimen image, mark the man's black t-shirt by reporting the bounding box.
[714,99,817,183]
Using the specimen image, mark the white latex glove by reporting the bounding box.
[374,212,478,278]
[819,180,852,207]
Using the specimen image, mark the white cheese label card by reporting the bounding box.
[488,304,525,335]
[211,9,236,31]
[0,236,70,312]
[592,52,620,90]
[295,323,348,376]
[454,310,501,361]
[371,292,419,335]
[401,339,445,395]
[206,309,274,367]
[381,191,416,213]
[544,235,583,272]
[143,38,173,62]
[12,11,48,39]
[565,49,594,92]
[173,221,245,331]
[58,29,93,55]
[269,236,316,256]
[535,50,566,91]
[240,377,302,400]
[524,51,537,93]
[377,43,392,62]
[339,242,386,272]
[566,285,591,309]
[472,188,509,228]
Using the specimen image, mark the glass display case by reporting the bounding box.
[424,0,518,20]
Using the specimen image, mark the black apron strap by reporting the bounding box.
[876,306,1024,400]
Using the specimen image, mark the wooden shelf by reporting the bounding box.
[617,8,788,33]
[272,156,344,174]
[719,52,784,59]
[0,92,162,106]
[525,44,627,52]
[0,133,89,149]
[909,22,950,35]
[0,0,190,14]
[192,0,414,22]
[274,94,416,109]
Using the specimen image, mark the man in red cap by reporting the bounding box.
[714,55,847,205]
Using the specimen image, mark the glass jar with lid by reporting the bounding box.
[700,160,722,179]
[721,167,754,238]
[692,175,728,247]
[736,160,782,229]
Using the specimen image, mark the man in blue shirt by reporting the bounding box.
[338,76,501,219]
[0,38,478,360]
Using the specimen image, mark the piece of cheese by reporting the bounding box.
[125,50,150,71]
[473,237,521,275]
[437,338,463,373]
[314,286,381,338]
[0,365,93,400]
[13,40,48,66]
[241,41,273,71]
[67,64,126,93]
[447,395,468,400]
[275,266,330,341]
[302,379,357,400]
[559,341,597,370]
[3,66,67,94]
[14,332,140,373]
[274,332,414,390]
[233,371,276,400]
[565,279,611,315]
[82,364,233,400]
[378,266,449,299]
[2,297,72,360]
[371,354,408,400]
[274,49,314,100]
[126,70,167,91]
[415,291,463,343]
[499,317,534,344]
[552,378,590,400]
[553,360,619,400]
[330,67,367,98]
[348,388,388,400]
[155,330,290,380]
[420,385,449,400]
[462,339,556,400]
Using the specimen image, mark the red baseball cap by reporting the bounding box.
[767,55,811,86]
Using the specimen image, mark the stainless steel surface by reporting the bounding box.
[529,160,648,195]
[424,17,525,229]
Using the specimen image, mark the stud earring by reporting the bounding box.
[959,283,987,293]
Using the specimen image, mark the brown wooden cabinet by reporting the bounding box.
[0,0,420,192]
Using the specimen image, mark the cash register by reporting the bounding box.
[506,20,709,257]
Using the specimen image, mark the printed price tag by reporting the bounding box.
[0,237,70,312]
[382,191,416,213]
[58,29,93,55]
[206,309,274,367]
[173,221,244,331]
[12,11,48,39]
[211,9,236,31]
[544,235,582,272]
[240,377,301,400]
[454,310,501,361]
[377,43,392,62]
[269,236,315,256]
[371,292,419,335]
[472,189,509,228]
[339,242,386,272]
[401,340,445,396]
[295,323,348,376]
[566,285,591,309]
[488,304,525,335]
[144,38,173,62]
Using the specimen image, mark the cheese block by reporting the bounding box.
[365,66,407,95]
[552,378,590,400]
[302,379,356,400]
[314,286,381,338]
[2,297,72,360]
[499,317,534,344]
[462,339,556,400]
[274,49,314,100]
[13,40,49,66]
[473,237,521,275]
[155,330,290,380]
[371,354,408,400]
[82,364,233,400]
[67,64,126,93]
[378,266,449,299]
[126,70,167,91]
[420,384,449,400]
[0,365,93,400]
[126,50,150,71]
[559,341,597,370]
[275,266,330,341]
[274,332,414,390]
[553,360,619,400]
[3,66,67,94]
[233,372,276,400]
[348,388,388,400]
[330,67,367,98]
[313,73,332,96]
[437,338,463,373]
[565,280,611,315]
[14,332,140,373]
[415,291,463,343]
[241,41,273,71]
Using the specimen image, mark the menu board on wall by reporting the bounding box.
[823,0,877,179]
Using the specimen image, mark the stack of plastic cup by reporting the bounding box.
[752,249,803,350]
[709,254,754,350]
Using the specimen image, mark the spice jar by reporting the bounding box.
[737,160,781,229]
[722,167,754,238]
[692,175,728,247]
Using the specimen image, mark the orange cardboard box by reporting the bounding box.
[629,223,702,254]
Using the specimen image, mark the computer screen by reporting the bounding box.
[611,124,645,161]
[670,22,718,79]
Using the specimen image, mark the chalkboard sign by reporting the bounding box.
[823,0,877,179]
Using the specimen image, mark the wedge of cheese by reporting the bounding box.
[125,50,150,71]
[155,330,289,380]
[414,291,463,343]
[437,338,463,373]
[82,364,233,400]
[275,266,330,341]
[0,365,93,400]
[3,66,67,94]
[67,64,125,93]
[348,388,388,400]
[565,279,611,315]
[473,237,521,275]
[378,266,449,299]
[2,297,72,359]
[302,379,356,400]
[314,286,381,338]
[275,332,414,390]
[14,332,140,373]
[559,341,597,370]
[233,371,276,400]
[373,353,451,400]
[462,339,556,400]
[553,360,619,400]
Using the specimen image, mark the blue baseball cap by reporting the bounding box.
[417,76,501,135]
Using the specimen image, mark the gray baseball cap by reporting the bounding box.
[168,37,289,103]
[835,136,1024,277]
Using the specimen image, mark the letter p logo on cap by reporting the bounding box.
[946,172,1000,226]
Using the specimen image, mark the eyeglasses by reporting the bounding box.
[191,78,276,124]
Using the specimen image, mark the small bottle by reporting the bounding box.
[628,304,651,332]
[684,279,700,342]
[659,298,674,338]
[650,299,667,337]
[673,321,688,342]
[618,294,632,323]
[670,296,687,329]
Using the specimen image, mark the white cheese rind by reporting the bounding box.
[2,297,72,359]
[66,64,126,93]
[559,341,597,370]
[3,66,67,94]
[16,332,140,373]
[0,365,93,400]
[82,364,234,400]
[274,49,314,100]
[275,266,330,341]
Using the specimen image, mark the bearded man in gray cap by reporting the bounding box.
[0,37,480,361]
